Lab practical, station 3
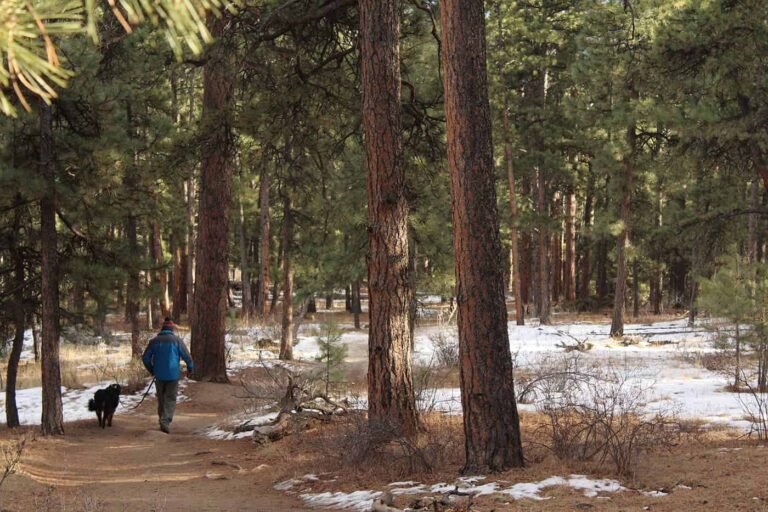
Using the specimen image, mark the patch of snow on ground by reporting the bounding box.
[0,378,187,426]
[203,410,279,440]
[300,490,382,511]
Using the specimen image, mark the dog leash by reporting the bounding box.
[124,377,156,411]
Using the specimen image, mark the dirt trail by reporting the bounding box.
[1,379,312,512]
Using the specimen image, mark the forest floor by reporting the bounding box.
[1,310,768,511]
[1,373,767,512]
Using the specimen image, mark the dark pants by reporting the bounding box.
[155,379,179,429]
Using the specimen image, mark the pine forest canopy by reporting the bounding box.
[1,0,767,471]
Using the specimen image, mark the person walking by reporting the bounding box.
[142,317,194,433]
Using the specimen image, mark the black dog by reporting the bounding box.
[88,383,121,428]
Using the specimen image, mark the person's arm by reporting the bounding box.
[178,337,194,375]
[141,341,155,375]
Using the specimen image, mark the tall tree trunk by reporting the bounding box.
[440,0,524,473]
[353,279,362,330]
[360,0,420,436]
[632,259,640,318]
[650,179,663,314]
[578,166,594,303]
[124,103,141,358]
[238,197,253,321]
[280,196,294,361]
[536,168,551,324]
[172,244,187,320]
[564,192,576,302]
[610,122,636,338]
[151,221,170,322]
[6,195,25,428]
[185,176,196,322]
[257,166,271,320]
[191,13,236,383]
[125,213,141,356]
[39,100,64,435]
[407,236,417,347]
[551,192,562,303]
[503,108,524,325]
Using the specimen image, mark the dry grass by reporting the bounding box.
[0,343,134,391]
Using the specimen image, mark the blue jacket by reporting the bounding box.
[142,330,194,382]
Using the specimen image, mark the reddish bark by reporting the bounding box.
[39,100,64,435]
[440,0,524,473]
[503,108,524,325]
[360,0,420,435]
[191,14,236,383]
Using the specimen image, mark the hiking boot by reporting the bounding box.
[160,424,170,434]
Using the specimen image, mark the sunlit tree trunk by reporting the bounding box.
[257,165,271,320]
[360,0,420,435]
[503,108,524,325]
[280,196,294,361]
[191,13,235,382]
[6,194,25,428]
[610,120,636,337]
[440,0,524,473]
[39,100,64,435]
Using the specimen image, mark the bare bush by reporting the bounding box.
[735,367,768,440]
[0,434,27,491]
[330,413,463,479]
[94,359,148,394]
[428,330,458,369]
[528,358,680,477]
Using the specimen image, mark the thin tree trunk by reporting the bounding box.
[440,0,524,472]
[125,215,141,356]
[407,236,417,346]
[651,179,663,314]
[270,280,279,314]
[186,176,196,322]
[610,121,636,338]
[551,191,562,303]
[360,0,420,436]
[345,284,352,312]
[257,165,271,320]
[238,197,253,321]
[32,322,40,363]
[125,103,142,358]
[632,259,640,318]
[172,244,187,320]
[152,221,170,321]
[537,168,551,324]
[280,196,294,361]
[6,195,25,428]
[564,192,576,302]
[578,164,594,302]
[191,13,236,383]
[503,108,524,325]
[39,100,64,435]
[353,279,362,330]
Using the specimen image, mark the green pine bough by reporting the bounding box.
[0,0,236,116]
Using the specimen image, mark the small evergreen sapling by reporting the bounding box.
[314,320,348,397]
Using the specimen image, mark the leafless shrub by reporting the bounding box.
[93,359,148,395]
[700,352,736,373]
[331,413,462,478]
[529,359,680,477]
[735,368,768,441]
[259,321,283,343]
[74,491,106,512]
[429,330,458,369]
[0,434,28,491]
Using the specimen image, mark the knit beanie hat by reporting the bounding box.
[161,317,175,331]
